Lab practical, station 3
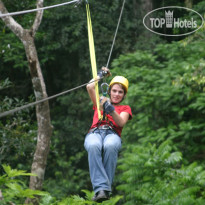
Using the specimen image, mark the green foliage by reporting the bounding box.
[40,190,122,205]
[0,79,36,171]
[0,165,47,205]
[2,0,36,28]
[111,30,205,160]
[0,78,12,90]
[117,141,205,205]
[0,165,121,205]
[0,33,27,69]
[110,14,205,204]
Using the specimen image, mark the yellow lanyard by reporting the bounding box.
[86,3,102,120]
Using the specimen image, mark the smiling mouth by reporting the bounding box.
[113,97,120,101]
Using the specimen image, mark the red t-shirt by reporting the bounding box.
[90,105,132,137]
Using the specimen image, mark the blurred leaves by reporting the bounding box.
[0,81,36,171]
[117,141,205,205]
[111,17,205,204]
[112,30,205,160]
[0,165,47,205]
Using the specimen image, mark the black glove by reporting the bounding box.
[103,100,115,114]
[97,70,108,78]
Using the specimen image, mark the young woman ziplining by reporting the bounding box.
[84,66,132,202]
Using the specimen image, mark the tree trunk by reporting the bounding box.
[141,0,153,26]
[0,1,52,204]
[22,30,53,205]
[185,0,193,8]
[140,0,153,38]
[0,189,3,200]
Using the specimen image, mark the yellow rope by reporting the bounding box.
[86,4,102,120]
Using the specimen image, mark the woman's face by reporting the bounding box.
[110,84,125,104]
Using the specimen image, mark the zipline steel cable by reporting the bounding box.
[0,0,126,118]
[0,78,103,118]
[0,0,80,18]
[106,0,126,68]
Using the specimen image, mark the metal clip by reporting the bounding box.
[101,82,109,96]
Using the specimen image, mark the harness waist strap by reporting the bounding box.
[88,125,113,133]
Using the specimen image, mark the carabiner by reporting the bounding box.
[101,82,109,96]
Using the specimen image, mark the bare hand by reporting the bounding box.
[99,96,108,111]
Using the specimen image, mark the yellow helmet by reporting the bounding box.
[109,76,129,94]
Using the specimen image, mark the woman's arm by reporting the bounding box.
[110,111,130,127]
[86,67,111,106]
[100,97,130,127]
[86,76,101,107]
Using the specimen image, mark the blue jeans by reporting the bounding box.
[84,129,122,193]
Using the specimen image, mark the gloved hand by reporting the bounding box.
[97,70,107,78]
[97,67,111,78]
[103,98,115,114]
[100,97,115,114]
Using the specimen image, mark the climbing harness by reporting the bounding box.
[88,125,115,134]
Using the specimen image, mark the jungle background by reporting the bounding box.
[1,0,205,204]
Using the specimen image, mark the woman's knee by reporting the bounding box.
[103,135,121,152]
[84,133,102,151]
